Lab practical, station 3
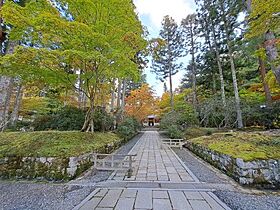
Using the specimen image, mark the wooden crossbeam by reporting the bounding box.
[93,153,136,177]
[161,138,184,149]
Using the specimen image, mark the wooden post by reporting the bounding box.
[127,155,133,178]
[94,153,97,168]
[111,155,114,167]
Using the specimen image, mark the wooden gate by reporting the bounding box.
[161,139,184,149]
[93,153,136,177]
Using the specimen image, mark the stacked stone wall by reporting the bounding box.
[185,141,280,189]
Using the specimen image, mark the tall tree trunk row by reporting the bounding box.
[209,20,226,107]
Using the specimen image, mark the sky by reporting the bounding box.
[133,0,196,96]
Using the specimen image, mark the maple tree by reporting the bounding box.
[125,84,158,122]
[0,0,147,132]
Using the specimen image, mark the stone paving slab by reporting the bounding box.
[77,188,230,210]
[75,131,231,210]
[113,131,195,182]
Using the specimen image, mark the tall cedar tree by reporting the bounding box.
[218,0,244,128]
[196,0,227,106]
[181,14,199,106]
[152,16,183,110]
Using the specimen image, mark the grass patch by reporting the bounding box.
[188,132,280,161]
[0,131,122,158]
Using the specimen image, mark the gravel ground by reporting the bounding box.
[173,147,280,210]
[173,148,228,183]
[0,182,94,210]
[0,133,143,210]
[214,190,280,210]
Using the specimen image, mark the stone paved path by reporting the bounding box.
[74,131,231,210]
[113,131,196,182]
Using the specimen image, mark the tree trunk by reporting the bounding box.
[245,0,272,105]
[227,41,243,128]
[212,74,216,93]
[121,79,126,112]
[117,79,122,109]
[219,2,243,128]
[264,31,280,84]
[81,88,96,132]
[110,78,116,112]
[0,78,14,131]
[78,71,83,109]
[169,70,174,110]
[0,77,12,125]
[210,20,226,106]
[81,99,95,132]
[191,56,197,106]
[190,24,197,106]
[10,83,24,125]
[258,56,272,105]
[0,0,6,55]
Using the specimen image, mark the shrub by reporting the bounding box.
[117,117,140,140]
[242,101,280,129]
[92,107,114,132]
[32,106,116,132]
[198,97,237,128]
[166,125,183,139]
[198,96,280,129]
[33,106,85,131]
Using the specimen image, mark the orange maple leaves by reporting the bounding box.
[125,84,158,122]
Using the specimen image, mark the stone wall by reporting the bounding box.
[184,141,280,189]
[0,153,94,181]
[0,137,130,181]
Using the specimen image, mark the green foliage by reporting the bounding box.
[92,108,114,132]
[247,0,280,39]
[198,97,237,128]
[117,117,140,140]
[0,131,122,158]
[166,125,184,139]
[189,132,280,161]
[33,106,85,131]
[160,101,198,138]
[0,0,148,131]
[21,96,63,116]
[151,15,183,79]
[159,91,199,129]
[32,106,115,132]
[241,96,280,128]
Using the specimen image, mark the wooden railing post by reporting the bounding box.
[127,155,133,178]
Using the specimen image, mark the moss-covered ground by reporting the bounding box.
[184,127,222,139]
[187,132,280,161]
[0,131,122,158]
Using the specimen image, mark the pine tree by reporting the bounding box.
[152,16,184,110]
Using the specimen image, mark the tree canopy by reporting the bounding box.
[0,0,147,131]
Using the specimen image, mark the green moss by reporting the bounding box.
[0,131,122,158]
[184,127,221,140]
[189,132,280,161]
